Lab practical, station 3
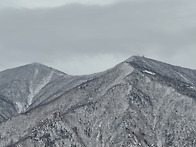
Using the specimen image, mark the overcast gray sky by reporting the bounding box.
[0,0,196,75]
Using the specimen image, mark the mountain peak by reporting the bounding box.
[125,55,142,62]
[125,55,153,62]
[124,55,153,65]
[26,62,66,75]
[1,56,196,146]
[28,62,49,68]
[31,62,44,65]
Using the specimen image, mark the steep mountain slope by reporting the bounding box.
[0,63,89,122]
[0,56,196,147]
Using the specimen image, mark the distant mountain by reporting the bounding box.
[0,63,89,122]
[0,56,196,147]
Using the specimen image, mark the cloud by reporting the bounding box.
[0,0,196,74]
[0,0,129,9]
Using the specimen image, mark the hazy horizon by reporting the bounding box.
[0,0,196,74]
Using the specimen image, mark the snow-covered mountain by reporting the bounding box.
[0,56,196,147]
[0,63,90,122]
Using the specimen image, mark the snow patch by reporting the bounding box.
[189,86,196,90]
[103,62,134,94]
[112,62,134,84]
[34,68,38,78]
[28,71,54,106]
[15,102,24,113]
[143,70,156,75]
[177,72,190,83]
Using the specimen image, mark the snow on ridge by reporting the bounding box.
[177,72,191,84]
[111,62,134,85]
[15,102,24,113]
[103,62,134,94]
[54,70,66,76]
[34,68,39,78]
[143,70,156,75]
[28,70,54,107]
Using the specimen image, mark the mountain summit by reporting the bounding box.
[0,62,67,117]
[0,56,196,147]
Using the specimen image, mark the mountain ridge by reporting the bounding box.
[0,56,196,147]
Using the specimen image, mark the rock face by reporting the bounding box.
[0,56,196,147]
